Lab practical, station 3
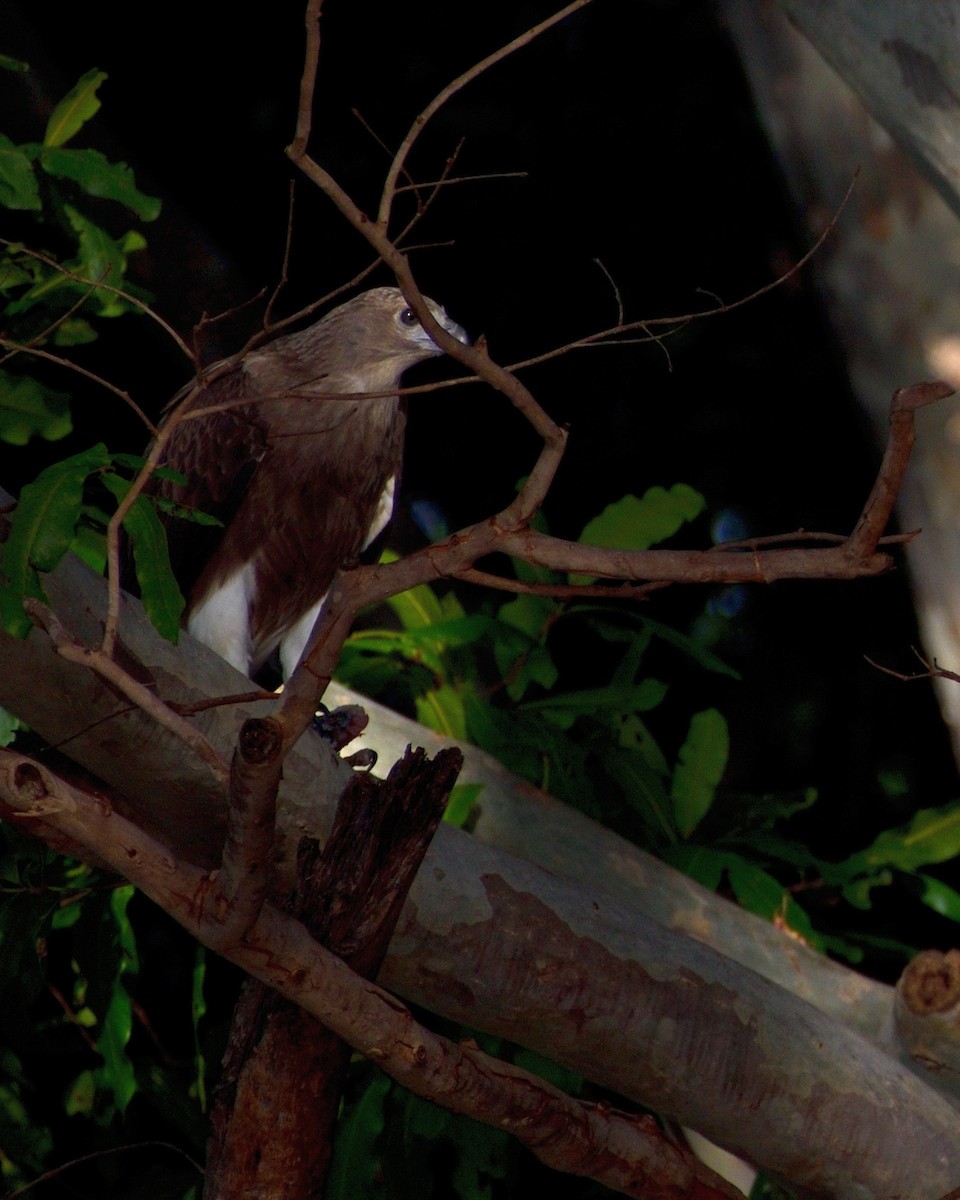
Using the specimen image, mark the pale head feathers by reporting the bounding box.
[250,286,469,396]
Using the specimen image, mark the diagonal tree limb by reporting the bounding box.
[0,748,742,1200]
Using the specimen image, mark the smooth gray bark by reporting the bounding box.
[725,1,960,759]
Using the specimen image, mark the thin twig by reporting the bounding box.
[454,566,668,600]
[0,336,157,435]
[0,236,194,362]
[394,169,528,194]
[376,0,595,229]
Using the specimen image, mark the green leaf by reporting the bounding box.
[0,707,21,747]
[493,595,560,701]
[36,146,161,220]
[725,859,821,945]
[601,744,675,841]
[62,205,128,310]
[70,519,107,572]
[444,783,482,828]
[191,947,208,1111]
[0,250,38,295]
[664,845,821,944]
[0,371,72,445]
[618,713,669,773]
[112,453,187,483]
[51,316,97,346]
[831,802,960,878]
[415,683,466,739]
[91,886,139,1115]
[671,708,729,837]
[2,208,142,320]
[326,1073,390,1200]
[44,69,108,148]
[0,134,40,210]
[388,578,445,629]
[841,869,893,910]
[918,873,960,922]
[97,980,136,1112]
[579,484,705,552]
[637,616,740,679]
[0,1051,54,1178]
[0,444,110,636]
[101,472,184,643]
[665,843,729,890]
[498,593,555,638]
[525,680,667,718]
[0,55,30,74]
[64,1068,96,1116]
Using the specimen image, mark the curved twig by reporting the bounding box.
[376,1,595,230]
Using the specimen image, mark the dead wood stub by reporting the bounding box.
[204,745,462,1200]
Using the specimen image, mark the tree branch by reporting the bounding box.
[0,748,742,1200]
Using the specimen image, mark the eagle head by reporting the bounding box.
[316,287,468,390]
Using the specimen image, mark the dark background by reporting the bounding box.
[4,0,958,880]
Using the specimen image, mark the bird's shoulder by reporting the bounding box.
[155,366,268,510]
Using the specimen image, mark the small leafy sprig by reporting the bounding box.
[0,65,160,445]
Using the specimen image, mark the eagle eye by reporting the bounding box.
[399,307,419,328]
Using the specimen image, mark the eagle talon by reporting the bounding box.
[311,702,369,751]
[343,748,378,771]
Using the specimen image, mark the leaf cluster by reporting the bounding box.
[0,824,204,1198]
[339,487,738,853]
[0,443,188,642]
[0,62,159,446]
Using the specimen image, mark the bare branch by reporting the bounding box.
[204,718,284,949]
[269,379,940,739]
[454,566,668,600]
[289,0,325,159]
[394,168,529,194]
[866,647,960,687]
[845,379,952,555]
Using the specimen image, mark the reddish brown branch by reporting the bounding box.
[273,381,940,748]
[845,380,952,556]
[202,718,285,950]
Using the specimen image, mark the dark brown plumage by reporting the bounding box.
[152,287,466,678]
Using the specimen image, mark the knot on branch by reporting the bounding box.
[238,717,284,766]
[13,761,47,802]
[899,948,960,1016]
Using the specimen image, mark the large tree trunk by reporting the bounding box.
[726,0,960,758]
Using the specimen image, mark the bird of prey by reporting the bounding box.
[149,286,467,680]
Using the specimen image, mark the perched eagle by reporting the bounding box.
[150,287,467,680]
